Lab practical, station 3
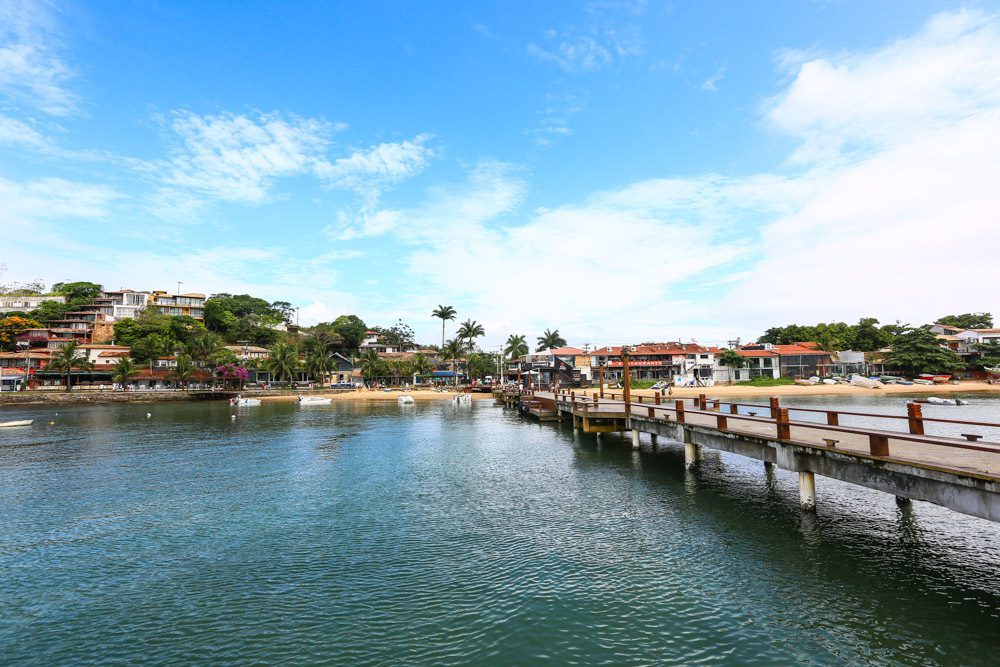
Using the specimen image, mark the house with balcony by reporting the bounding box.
[0,294,66,312]
[79,344,132,369]
[712,348,780,384]
[590,343,716,386]
[359,330,399,354]
[147,291,206,320]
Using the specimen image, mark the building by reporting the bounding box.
[590,343,716,386]
[739,342,833,378]
[79,344,132,368]
[508,347,590,387]
[712,348,780,384]
[360,330,398,354]
[224,345,270,361]
[100,290,151,320]
[0,294,65,312]
[146,291,206,320]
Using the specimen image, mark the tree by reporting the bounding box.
[304,322,345,353]
[171,354,196,388]
[50,281,103,306]
[716,349,747,383]
[432,305,457,351]
[466,352,498,380]
[0,316,41,351]
[185,331,226,367]
[49,341,92,391]
[305,349,335,385]
[937,313,993,330]
[331,315,368,352]
[884,328,964,376]
[504,334,528,360]
[536,329,567,352]
[456,319,485,352]
[442,339,465,384]
[373,319,416,351]
[412,353,433,380]
[264,341,300,385]
[358,348,385,385]
[973,340,1000,368]
[28,300,72,323]
[204,293,290,344]
[111,358,136,387]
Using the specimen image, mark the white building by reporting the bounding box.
[0,294,66,311]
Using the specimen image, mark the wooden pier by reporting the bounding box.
[508,389,1000,522]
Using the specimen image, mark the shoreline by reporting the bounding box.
[2,382,998,407]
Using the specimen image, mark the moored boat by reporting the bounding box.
[0,419,33,427]
[397,395,415,405]
[298,396,332,405]
[850,375,885,389]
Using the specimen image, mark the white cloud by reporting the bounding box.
[527,25,641,73]
[700,62,727,92]
[0,175,118,225]
[0,112,49,148]
[0,0,75,115]
[314,133,433,202]
[161,110,334,203]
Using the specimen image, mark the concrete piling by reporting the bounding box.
[799,471,816,511]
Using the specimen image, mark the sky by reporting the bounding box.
[2,0,999,350]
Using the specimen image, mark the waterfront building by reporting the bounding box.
[590,343,716,386]
[360,330,398,354]
[79,344,132,368]
[712,347,780,384]
[146,291,206,320]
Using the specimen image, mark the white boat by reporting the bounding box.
[822,378,837,385]
[850,375,885,389]
[911,378,934,385]
[0,419,33,427]
[453,393,472,405]
[298,396,332,405]
[231,397,261,406]
[397,395,415,405]
[924,396,968,406]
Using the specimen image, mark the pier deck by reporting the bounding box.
[512,390,1000,522]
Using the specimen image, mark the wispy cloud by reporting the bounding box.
[156,110,335,204]
[700,61,727,92]
[314,133,434,204]
[527,25,642,73]
[0,0,76,115]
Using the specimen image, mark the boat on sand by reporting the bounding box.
[850,375,885,389]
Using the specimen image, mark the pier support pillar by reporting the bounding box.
[799,471,816,512]
[684,442,700,470]
[895,495,912,507]
[650,434,658,450]
[763,461,774,470]
[631,429,640,450]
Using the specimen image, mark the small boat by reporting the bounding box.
[919,396,968,406]
[397,395,415,405]
[0,419,33,427]
[896,380,913,385]
[298,396,332,405]
[794,379,814,386]
[911,378,934,385]
[850,375,885,389]
[918,374,952,384]
[822,378,837,385]
[231,397,261,406]
[453,393,472,405]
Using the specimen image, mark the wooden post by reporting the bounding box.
[638,395,644,404]
[598,364,604,399]
[698,393,707,410]
[717,414,728,431]
[907,402,924,435]
[776,407,790,440]
[827,412,839,426]
[869,434,890,457]
[621,349,631,415]
[655,393,661,405]
[592,392,598,404]
[647,406,655,418]
[675,399,685,424]
[729,403,738,414]
[769,396,780,419]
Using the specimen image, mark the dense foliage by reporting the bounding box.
[756,318,905,351]
[113,312,207,363]
[884,327,965,375]
[204,293,293,345]
[936,312,993,330]
[0,316,41,351]
[371,319,416,351]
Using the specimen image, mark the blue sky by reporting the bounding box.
[2,0,999,349]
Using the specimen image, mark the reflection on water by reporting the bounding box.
[0,397,999,666]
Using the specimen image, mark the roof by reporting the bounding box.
[80,344,130,349]
[546,347,584,356]
[736,349,779,358]
[595,342,711,357]
[969,329,1000,334]
[223,345,269,353]
[98,351,131,358]
[769,343,829,356]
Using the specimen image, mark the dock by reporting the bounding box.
[508,389,1000,523]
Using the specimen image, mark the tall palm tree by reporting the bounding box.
[456,319,485,352]
[432,305,457,351]
[264,341,301,385]
[171,354,196,388]
[49,341,92,391]
[504,334,528,359]
[185,331,225,367]
[442,338,465,386]
[535,329,567,352]
[111,357,136,388]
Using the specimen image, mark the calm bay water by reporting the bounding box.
[1,397,1000,665]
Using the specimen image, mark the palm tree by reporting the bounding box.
[442,338,465,386]
[305,349,335,386]
[716,348,747,384]
[171,354,196,388]
[535,329,567,352]
[504,334,528,359]
[432,305,457,351]
[456,319,485,352]
[412,352,433,382]
[185,331,225,367]
[264,341,301,386]
[49,341,92,391]
[111,357,136,388]
[358,348,384,386]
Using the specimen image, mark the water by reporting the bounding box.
[1,398,1000,665]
